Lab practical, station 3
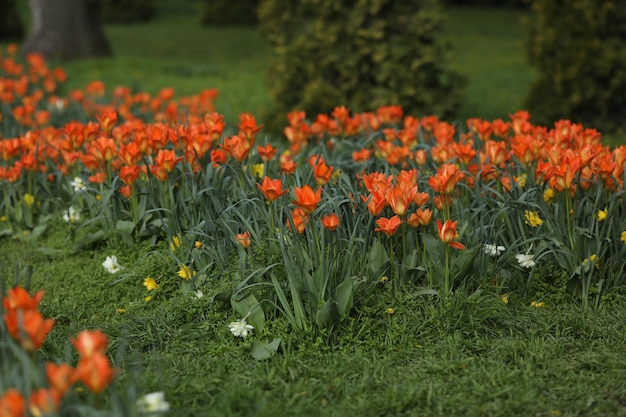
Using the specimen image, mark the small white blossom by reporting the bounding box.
[102,255,123,273]
[62,206,80,223]
[136,391,170,414]
[483,243,506,257]
[228,317,254,337]
[194,289,204,299]
[71,177,86,193]
[516,253,535,268]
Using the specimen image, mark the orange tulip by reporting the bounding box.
[361,189,387,217]
[2,286,44,312]
[0,389,25,417]
[321,213,339,231]
[235,232,251,249]
[375,215,403,236]
[313,161,334,186]
[257,177,288,202]
[436,219,465,250]
[4,309,55,351]
[289,208,308,234]
[71,329,109,359]
[257,144,278,162]
[428,164,464,195]
[28,388,60,417]
[74,353,116,394]
[293,185,322,214]
[46,362,76,397]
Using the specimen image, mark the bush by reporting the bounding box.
[257,0,465,130]
[525,0,626,134]
[202,0,259,26]
[0,0,24,41]
[442,0,528,7]
[101,0,156,23]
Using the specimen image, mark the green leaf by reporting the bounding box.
[72,230,107,253]
[335,277,355,317]
[36,247,63,257]
[231,294,265,332]
[116,220,135,246]
[315,299,338,330]
[251,338,282,361]
[453,245,481,281]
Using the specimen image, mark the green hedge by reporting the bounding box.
[101,0,156,23]
[0,0,24,41]
[202,0,259,26]
[258,0,465,130]
[525,0,626,134]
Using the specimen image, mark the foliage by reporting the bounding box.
[443,0,528,7]
[202,0,259,26]
[525,0,626,134]
[101,0,156,23]
[0,0,24,41]
[257,0,465,132]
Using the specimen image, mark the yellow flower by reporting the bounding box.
[24,193,35,206]
[385,307,395,315]
[116,308,126,314]
[597,208,608,222]
[170,235,181,251]
[500,294,509,304]
[145,296,152,302]
[195,240,203,249]
[543,188,556,203]
[583,254,600,269]
[380,276,389,284]
[331,169,342,184]
[530,301,545,307]
[96,194,102,201]
[251,163,265,178]
[0,215,7,222]
[621,231,626,244]
[177,265,196,280]
[524,210,543,227]
[515,173,527,187]
[143,277,160,291]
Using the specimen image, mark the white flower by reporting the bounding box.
[483,243,506,257]
[71,177,86,193]
[194,289,204,299]
[516,253,535,268]
[228,317,254,337]
[136,391,170,414]
[62,206,80,223]
[102,255,123,273]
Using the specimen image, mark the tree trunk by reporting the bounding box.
[22,0,112,61]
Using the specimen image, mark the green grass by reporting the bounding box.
[2,220,626,416]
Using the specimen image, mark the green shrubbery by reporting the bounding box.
[0,0,24,41]
[525,0,626,134]
[258,0,465,129]
[202,0,259,26]
[101,0,156,23]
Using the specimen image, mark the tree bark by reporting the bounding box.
[22,0,112,61]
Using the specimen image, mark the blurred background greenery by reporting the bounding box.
[2,0,625,144]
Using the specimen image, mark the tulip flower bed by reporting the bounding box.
[2,45,626,416]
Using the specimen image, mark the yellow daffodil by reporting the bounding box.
[500,294,509,304]
[543,188,556,203]
[145,296,152,302]
[24,193,35,206]
[143,277,160,291]
[582,254,600,269]
[621,231,626,244]
[194,240,203,249]
[597,208,608,222]
[516,173,527,187]
[177,265,196,280]
[251,163,265,178]
[170,235,181,251]
[524,210,543,227]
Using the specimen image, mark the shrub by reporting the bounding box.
[257,0,465,130]
[525,0,626,134]
[442,0,528,7]
[101,0,156,23]
[0,0,24,41]
[202,0,259,26]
